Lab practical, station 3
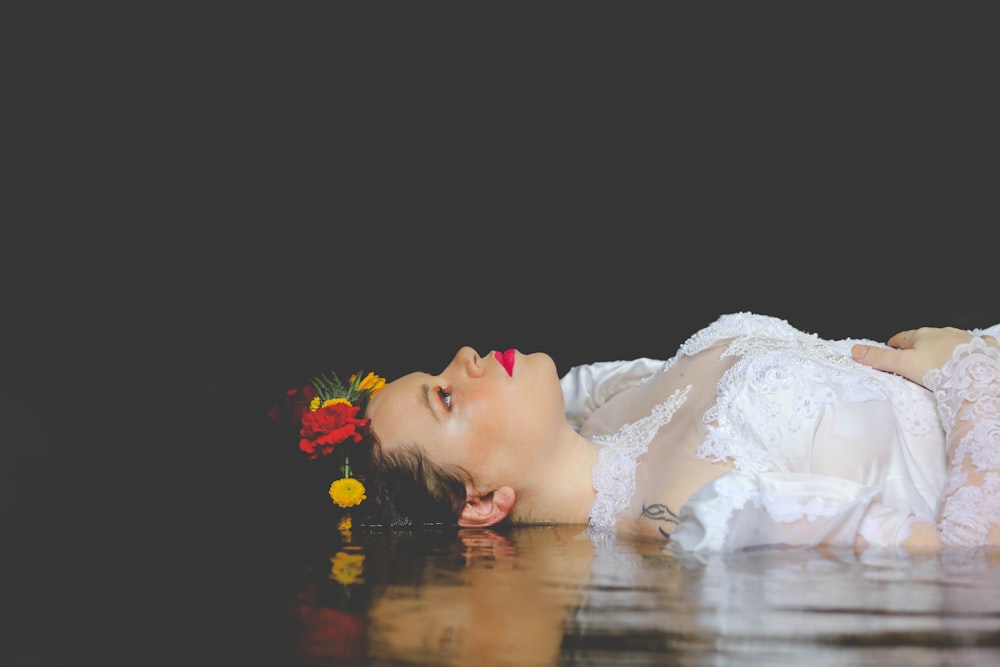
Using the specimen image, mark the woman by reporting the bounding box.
[275,312,1000,554]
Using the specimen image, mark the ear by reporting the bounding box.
[457,486,516,528]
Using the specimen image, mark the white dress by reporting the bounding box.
[562,312,1000,553]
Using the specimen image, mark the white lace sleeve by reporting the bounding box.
[924,335,1000,547]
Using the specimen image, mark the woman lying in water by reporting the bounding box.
[270,312,1000,554]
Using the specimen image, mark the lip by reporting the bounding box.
[494,349,516,376]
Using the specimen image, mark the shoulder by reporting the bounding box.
[561,358,669,429]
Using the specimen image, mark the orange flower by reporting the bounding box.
[356,372,386,397]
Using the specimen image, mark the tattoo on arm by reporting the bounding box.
[641,503,680,539]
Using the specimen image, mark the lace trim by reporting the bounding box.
[686,313,934,472]
[588,385,691,531]
[924,336,1000,547]
[678,312,801,357]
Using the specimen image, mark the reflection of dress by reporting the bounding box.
[561,312,1000,552]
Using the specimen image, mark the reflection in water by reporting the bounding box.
[569,541,1000,666]
[284,525,1000,666]
[367,526,594,666]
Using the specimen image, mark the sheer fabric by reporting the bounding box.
[925,334,1000,547]
[562,312,1000,553]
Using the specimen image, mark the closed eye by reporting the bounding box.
[438,387,452,411]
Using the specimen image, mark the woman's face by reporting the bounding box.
[366,346,566,489]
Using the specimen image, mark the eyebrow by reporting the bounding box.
[420,383,440,423]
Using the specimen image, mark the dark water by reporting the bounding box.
[7,508,1000,667]
[240,526,1000,666]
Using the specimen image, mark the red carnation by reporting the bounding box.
[299,402,371,459]
[268,384,317,425]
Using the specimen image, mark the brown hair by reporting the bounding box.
[348,432,471,530]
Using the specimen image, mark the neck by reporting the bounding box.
[510,429,600,526]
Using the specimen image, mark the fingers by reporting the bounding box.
[885,329,917,350]
[852,326,978,388]
[853,327,933,384]
[851,343,907,376]
[852,341,933,386]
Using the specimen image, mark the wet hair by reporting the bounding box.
[347,431,471,531]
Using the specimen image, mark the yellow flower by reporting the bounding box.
[310,396,352,411]
[330,477,366,508]
[357,372,386,397]
[330,548,365,585]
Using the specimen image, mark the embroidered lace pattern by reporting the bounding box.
[924,336,1000,547]
[682,313,935,473]
[588,385,691,532]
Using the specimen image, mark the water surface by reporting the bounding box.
[282,525,1000,666]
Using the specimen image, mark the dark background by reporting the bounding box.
[2,2,997,664]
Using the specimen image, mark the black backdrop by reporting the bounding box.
[2,3,998,663]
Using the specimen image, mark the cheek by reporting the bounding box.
[446,396,519,458]
[443,412,501,457]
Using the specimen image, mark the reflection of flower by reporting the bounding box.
[330,547,366,586]
[295,583,368,659]
[269,369,386,509]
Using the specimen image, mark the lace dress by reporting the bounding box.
[561,312,1000,552]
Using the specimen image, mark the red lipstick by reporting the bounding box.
[494,349,516,376]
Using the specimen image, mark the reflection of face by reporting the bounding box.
[366,346,565,490]
[367,526,595,666]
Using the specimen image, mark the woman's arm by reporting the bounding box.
[854,326,1000,547]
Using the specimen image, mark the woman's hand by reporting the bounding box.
[851,327,997,388]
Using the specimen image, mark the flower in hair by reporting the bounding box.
[271,369,385,509]
[299,403,369,459]
[330,477,366,508]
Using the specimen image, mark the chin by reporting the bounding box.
[524,353,565,408]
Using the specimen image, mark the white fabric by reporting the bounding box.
[924,329,1000,547]
[564,312,1000,553]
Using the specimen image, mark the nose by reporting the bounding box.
[449,346,485,378]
